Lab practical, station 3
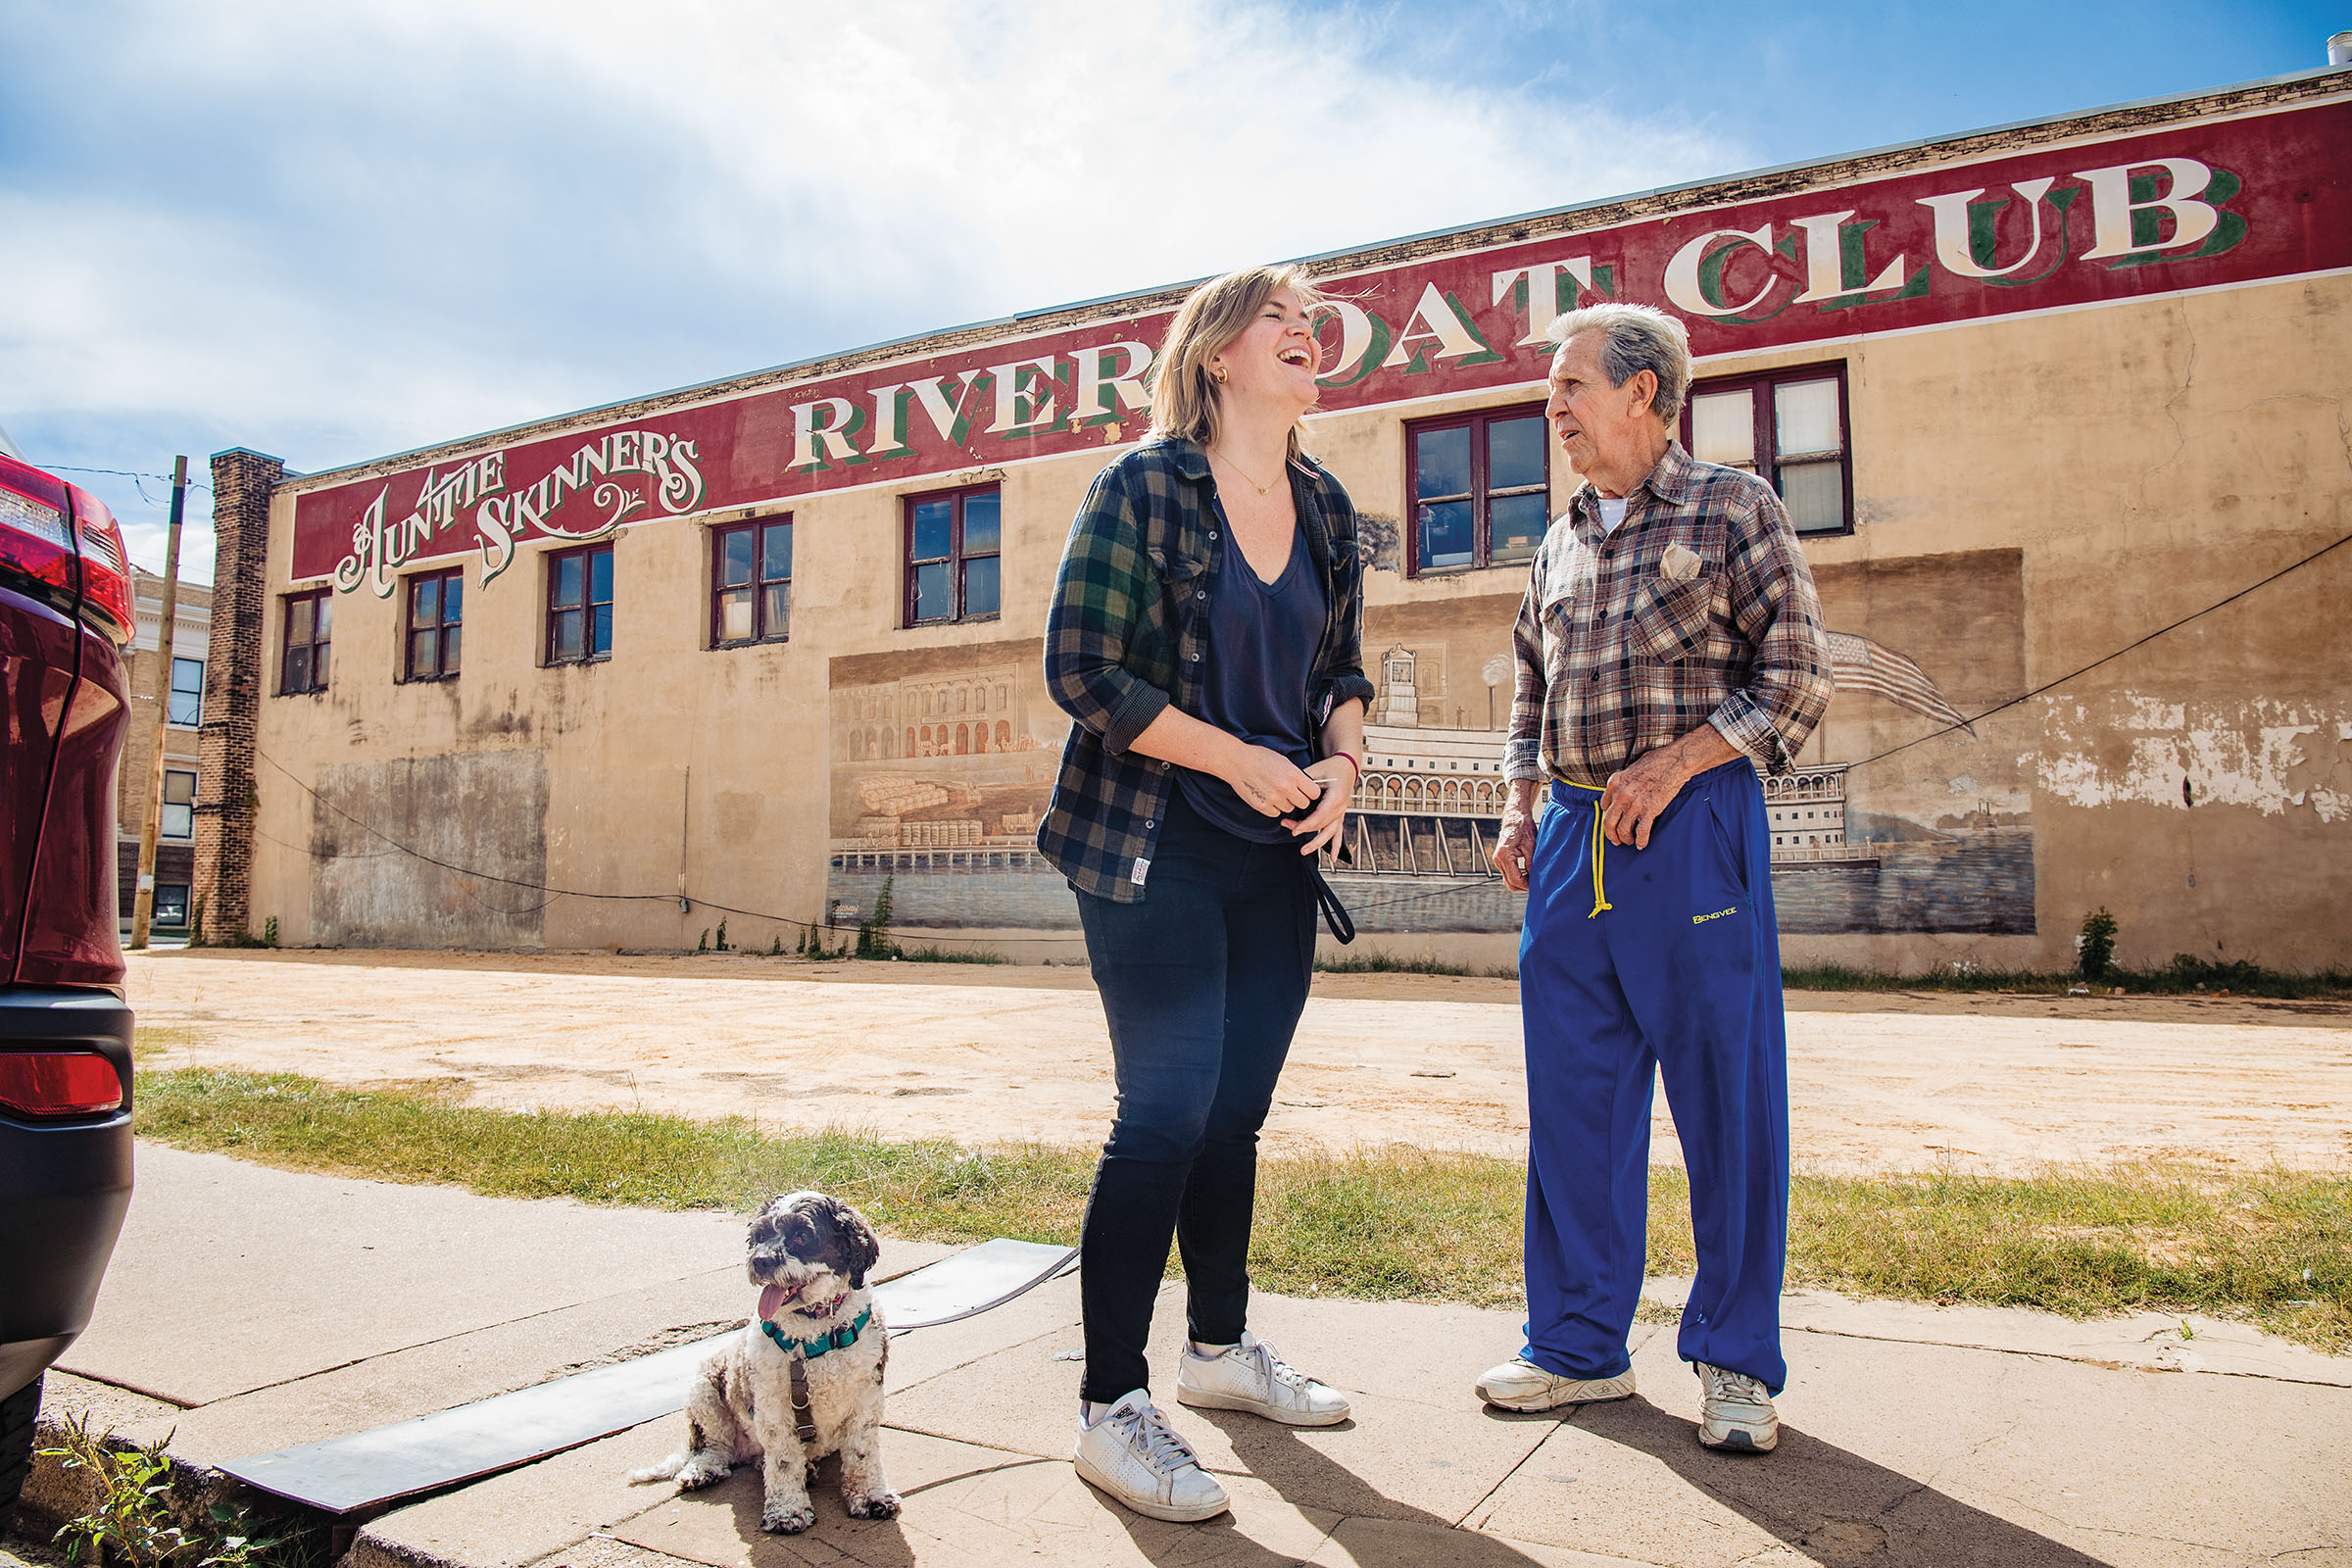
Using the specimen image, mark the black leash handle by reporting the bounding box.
[1308,861,1356,945]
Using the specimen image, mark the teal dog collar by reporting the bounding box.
[760,1304,872,1359]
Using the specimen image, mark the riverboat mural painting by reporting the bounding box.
[823,549,2034,938]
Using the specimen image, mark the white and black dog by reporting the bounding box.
[630,1192,900,1534]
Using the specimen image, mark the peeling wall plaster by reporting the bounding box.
[2036,694,2352,822]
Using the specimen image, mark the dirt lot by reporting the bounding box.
[127,949,2352,1174]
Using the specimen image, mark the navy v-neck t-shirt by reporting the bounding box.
[1177,523,1328,843]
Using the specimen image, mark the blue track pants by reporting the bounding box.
[1517,758,1790,1394]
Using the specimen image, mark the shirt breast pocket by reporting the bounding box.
[1629,575,1719,663]
[1148,546,1208,586]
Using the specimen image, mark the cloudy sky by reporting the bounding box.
[2,0,2338,582]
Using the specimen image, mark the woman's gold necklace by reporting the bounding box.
[1212,452,1282,496]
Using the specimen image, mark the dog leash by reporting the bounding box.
[1306,860,1356,944]
[788,1359,817,1446]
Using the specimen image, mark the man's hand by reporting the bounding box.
[1600,724,1739,848]
[1493,808,1537,891]
[1281,756,1357,856]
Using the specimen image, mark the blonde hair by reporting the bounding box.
[1148,264,1331,460]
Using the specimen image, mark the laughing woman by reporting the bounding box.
[1037,265,1373,1522]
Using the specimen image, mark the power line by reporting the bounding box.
[1840,530,2350,771]
[41,465,215,511]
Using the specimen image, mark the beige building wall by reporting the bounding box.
[239,268,2349,974]
[117,567,213,932]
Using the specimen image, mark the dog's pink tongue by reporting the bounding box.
[759,1283,787,1321]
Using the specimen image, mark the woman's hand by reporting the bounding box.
[1223,742,1323,820]
[1282,755,1358,857]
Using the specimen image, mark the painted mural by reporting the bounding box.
[825,640,1074,931]
[823,549,2033,938]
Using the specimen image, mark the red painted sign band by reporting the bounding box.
[293,97,2352,593]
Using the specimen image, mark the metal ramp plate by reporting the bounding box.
[217,1239,1076,1515]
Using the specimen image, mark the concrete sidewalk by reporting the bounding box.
[15,1144,2350,1568]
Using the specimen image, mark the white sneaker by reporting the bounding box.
[1474,1357,1637,1412]
[1176,1332,1350,1427]
[1072,1390,1231,1522]
[1694,1362,1779,1452]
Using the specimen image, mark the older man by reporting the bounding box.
[1475,304,1831,1451]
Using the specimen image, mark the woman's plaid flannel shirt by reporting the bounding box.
[1037,438,1376,903]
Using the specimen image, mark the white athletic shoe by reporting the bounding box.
[1474,1357,1637,1412]
[1175,1332,1350,1427]
[1072,1390,1231,1523]
[1694,1362,1779,1452]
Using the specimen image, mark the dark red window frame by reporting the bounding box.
[710,516,793,647]
[545,543,614,665]
[1403,401,1549,576]
[903,483,1002,627]
[280,588,331,694]
[405,566,464,681]
[1679,361,1854,536]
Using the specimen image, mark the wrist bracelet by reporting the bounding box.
[1329,750,1361,778]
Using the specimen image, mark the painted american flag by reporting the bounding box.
[1825,632,1973,734]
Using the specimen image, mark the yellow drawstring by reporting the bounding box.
[1556,779,1613,918]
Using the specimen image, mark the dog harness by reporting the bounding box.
[760,1304,872,1360]
[763,1305,874,1447]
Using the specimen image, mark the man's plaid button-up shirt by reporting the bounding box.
[1038,437,1376,903]
[1506,440,1833,789]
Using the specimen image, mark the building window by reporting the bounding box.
[1682,363,1852,535]
[546,544,613,664]
[712,516,792,646]
[154,883,189,928]
[281,589,331,694]
[161,769,196,840]
[167,656,203,726]
[406,567,464,680]
[905,484,1001,626]
[1405,404,1548,574]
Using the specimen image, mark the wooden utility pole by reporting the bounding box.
[128,456,188,950]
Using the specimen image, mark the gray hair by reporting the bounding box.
[1546,303,1691,425]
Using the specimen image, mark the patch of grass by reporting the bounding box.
[1780,960,2352,1000]
[130,1025,210,1061]
[894,945,1010,964]
[135,1069,1091,1246]
[135,1069,2352,1352]
[1315,954,1515,979]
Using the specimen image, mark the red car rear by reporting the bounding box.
[0,448,138,1525]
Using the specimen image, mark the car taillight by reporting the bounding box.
[0,454,81,612]
[0,1052,124,1118]
[67,483,135,644]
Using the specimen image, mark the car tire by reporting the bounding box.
[0,1371,40,1535]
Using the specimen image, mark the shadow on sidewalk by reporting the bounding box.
[1572,1396,2119,1567]
[1126,1409,1550,1565]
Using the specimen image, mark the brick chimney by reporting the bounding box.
[193,447,284,941]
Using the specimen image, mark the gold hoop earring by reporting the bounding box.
[1213,368,1229,385]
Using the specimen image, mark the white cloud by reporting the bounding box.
[0,0,1740,579]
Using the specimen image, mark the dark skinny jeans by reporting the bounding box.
[1073,787,1317,1404]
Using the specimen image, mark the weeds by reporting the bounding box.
[2079,908,2119,980]
[135,1068,2352,1351]
[1315,954,1514,978]
[39,1415,292,1568]
[1779,960,2350,999]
